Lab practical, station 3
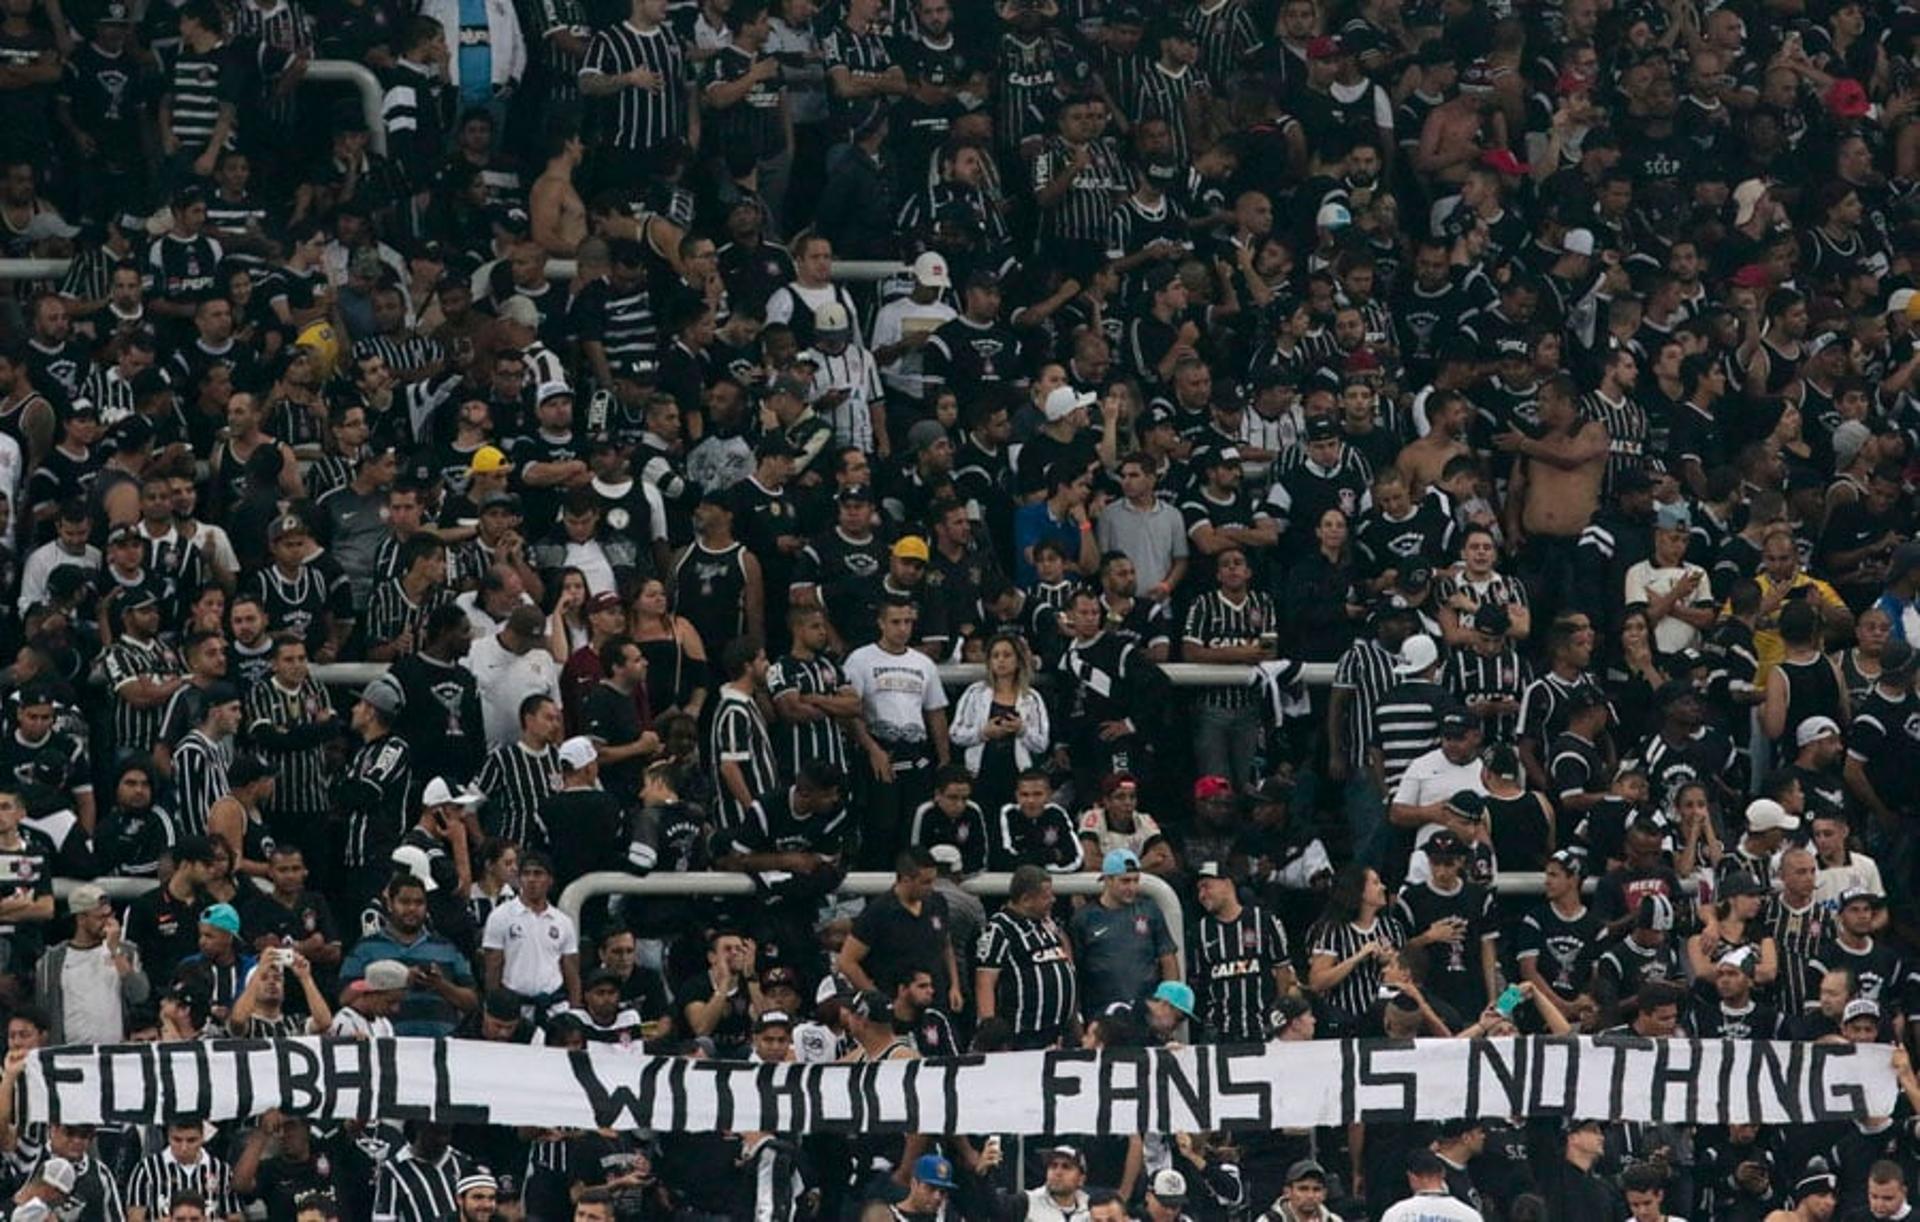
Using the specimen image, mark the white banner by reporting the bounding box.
[17,1036,1899,1134]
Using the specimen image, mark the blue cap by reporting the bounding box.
[1152,981,1197,1017]
[200,903,241,936]
[913,1154,958,1189]
[1101,848,1141,876]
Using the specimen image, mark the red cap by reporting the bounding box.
[1479,147,1530,176]
[1825,77,1871,118]
[1729,263,1772,289]
[1193,775,1234,801]
[1555,71,1591,96]
[1344,349,1382,373]
[1305,35,1344,60]
[1100,772,1139,797]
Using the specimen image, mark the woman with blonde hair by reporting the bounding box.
[949,631,1051,814]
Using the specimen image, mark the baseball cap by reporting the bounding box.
[362,959,411,992]
[1424,830,1467,860]
[536,380,573,405]
[1718,871,1768,900]
[1561,228,1596,256]
[66,883,108,916]
[913,1154,958,1190]
[1745,798,1798,833]
[753,1008,794,1031]
[1717,945,1760,976]
[1832,419,1873,470]
[1888,288,1917,317]
[1474,602,1511,636]
[359,674,405,716]
[469,445,511,474]
[38,1158,76,1196]
[1193,860,1226,879]
[479,491,523,514]
[422,777,485,808]
[1149,1169,1187,1204]
[1193,776,1233,802]
[1440,708,1478,737]
[1315,202,1352,230]
[1795,716,1842,747]
[1825,76,1871,118]
[1285,1159,1327,1184]
[1839,885,1887,908]
[1843,997,1882,1024]
[1305,34,1343,59]
[1043,385,1096,422]
[106,523,142,548]
[267,513,310,544]
[1480,148,1529,176]
[200,903,242,935]
[847,988,889,1021]
[907,418,949,454]
[892,535,931,562]
[813,301,852,335]
[1393,634,1440,675]
[1444,790,1487,822]
[586,590,623,615]
[1884,639,1917,678]
[1636,894,1676,932]
[1733,178,1770,226]
[558,736,598,770]
[911,251,951,288]
[391,845,439,892]
[1101,848,1141,876]
[1152,981,1197,1017]
[1046,1145,1085,1168]
[1653,502,1692,531]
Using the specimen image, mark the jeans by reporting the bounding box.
[1193,702,1263,790]
[1344,773,1388,869]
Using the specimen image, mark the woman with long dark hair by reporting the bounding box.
[1306,864,1406,1027]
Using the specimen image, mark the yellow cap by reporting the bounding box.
[892,535,931,562]
[469,445,511,474]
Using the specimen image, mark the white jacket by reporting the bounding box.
[419,0,526,94]
[947,682,1050,772]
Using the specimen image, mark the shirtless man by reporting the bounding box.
[1414,88,1497,187]
[1398,390,1473,496]
[1499,374,1608,556]
[530,130,588,256]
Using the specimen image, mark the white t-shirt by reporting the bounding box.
[482,897,579,996]
[1378,1191,1483,1222]
[61,943,127,1044]
[329,1006,395,1039]
[1393,746,1490,885]
[844,643,948,744]
[1623,561,1713,653]
[870,296,956,399]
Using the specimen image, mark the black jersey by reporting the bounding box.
[671,540,750,659]
[909,797,990,874]
[1191,902,1291,1042]
[1514,901,1604,1001]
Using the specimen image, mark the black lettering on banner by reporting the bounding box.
[694,1061,738,1133]
[1154,1046,1211,1133]
[805,1063,828,1129]
[863,1062,914,1135]
[157,1042,213,1123]
[378,1040,434,1126]
[1811,1043,1867,1121]
[1525,1036,1579,1120]
[41,1047,95,1126]
[431,1040,489,1125]
[1339,1039,1356,1125]
[320,1037,374,1122]
[667,1056,690,1131]
[1649,1039,1700,1122]
[1097,1048,1149,1135]
[757,1060,808,1131]
[211,1039,269,1120]
[1042,1051,1096,1134]
[1214,1046,1272,1130]
[1592,1032,1649,1119]
[1750,1041,1805,1124]
[900,1060,922,1132]
[275,1040,322,1116]
[1466,1039,1526,1120]
[570,1050,653,1129]
[1717,1039,1736,1126]
[1356,1041,1417,1122]
[937,1057,982,1132]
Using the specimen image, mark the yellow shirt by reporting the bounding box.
[1739,572,1846,680]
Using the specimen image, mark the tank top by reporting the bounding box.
[1776,652,1843,750]
[637,620,690,713]
[671,540,748,658]
[1485,789,1551,873]
[1838,648,1880,707]
[1759,337,1801,397]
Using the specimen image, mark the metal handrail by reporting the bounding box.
[307,660,1339,689]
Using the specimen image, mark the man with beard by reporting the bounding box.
[389,605,484,785]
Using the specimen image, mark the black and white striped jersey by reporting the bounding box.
[820,22,892,131]
[169,728,230,840]
[475,740,561,849]
[571,278,659,369]
[1183,590,1278,710]
[1134,62,1209,162]
[580,21,689,151]
[977,908,1077,1037]
[372,1145,472,1222]
[1580,387,1650,493]
[766,652,851,777]
[100,634,185,758]
[353,331,446,379]
[1186,0,1265,85]
[335,732,412,868]
[1192,902,1290,1042]
[1371,678,1451,792]
[245,676,335,820]
[1442,645,1533,742]
[1306,914,1406,1022]
[1330,636,1396,771]
[125,1150,239,1219]
[1031,135,1131,243]
[164,40,248,155]
[707,686,778,830]
[362,579,451,656]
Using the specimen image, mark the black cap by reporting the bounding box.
[483,991,524,1021]
[1424,830,1468,859]
[117,585,160,612]
[1138,403,1179,433]
[1719,871,1768,899]
[1444,790,1487,821]
[1144,264,1180,295]
[835,484,875,504]
[1615,465,1655,494]
[1304,415,1339,442]
[1883,639,1916,678]
[106,414,156,451]
[1440,708,1478,736]
[201,681,241,707]
[754,434,799,461]
[848,988,889,1021]
[1655,679,1699,709]
[964,267,1002,292]
[1473,603,1511,635]
[584,966,623,990]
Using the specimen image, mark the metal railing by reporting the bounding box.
[558,868,1189,978]
[307,660,1339,690]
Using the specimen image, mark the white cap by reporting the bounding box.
[558,736,599,770]
[1316,202,1352,229]
[498,296,540,328]
[813,301,852,334]
[1890,288,1918,316]
[39,1158,76,1196]
[536,380,573,404]
[13,1201,50,1222]
[1733,178,1770,227]
[1149,1168,1188,1202]
[390,845,439,892]
[421,777,485,808]
[1794,715,1841,747]
[912,251,951,288]
[1562,228,1596,256]
[1745,797,1799,833]
[1393,634,1440,675]
[1043,385,1096,423]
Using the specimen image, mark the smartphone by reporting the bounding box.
[1495,984,1525,1017]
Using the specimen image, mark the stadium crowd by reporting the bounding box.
[1,0,1920,1212]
